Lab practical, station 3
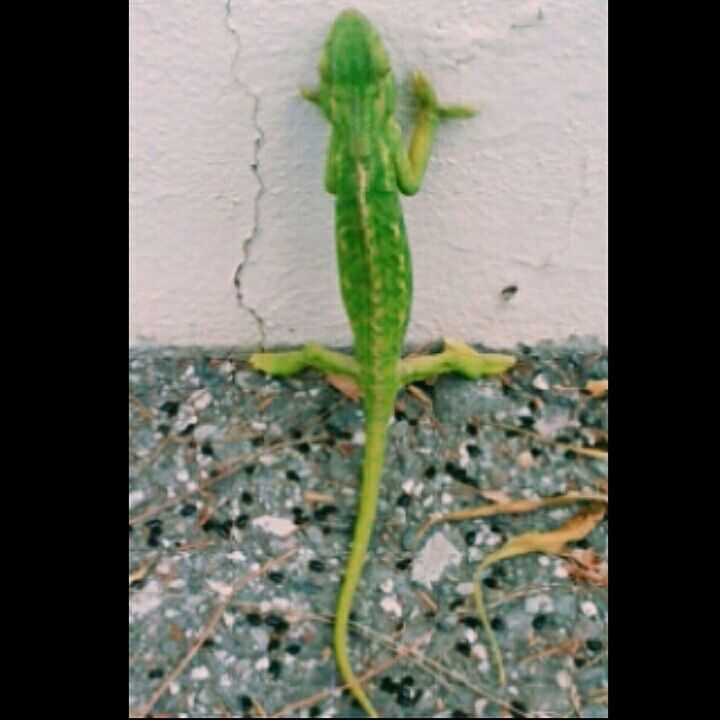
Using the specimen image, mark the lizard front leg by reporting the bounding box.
[250,343,359,380]
[392,72,476,196]
[400,338,516,385]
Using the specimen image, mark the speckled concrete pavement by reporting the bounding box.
[129,339,607,718]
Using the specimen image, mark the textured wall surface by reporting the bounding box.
[130,0,607,349]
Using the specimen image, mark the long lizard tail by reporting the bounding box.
[333,397,394,718]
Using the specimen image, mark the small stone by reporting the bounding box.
[581,600,598,617]
[190,666,210,680]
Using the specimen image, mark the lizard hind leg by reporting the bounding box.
[250,342,360,379]
[399,338,516,386]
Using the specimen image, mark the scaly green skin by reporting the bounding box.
[250,10,515,717]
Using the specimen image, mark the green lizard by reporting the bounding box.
[250,10,516,717]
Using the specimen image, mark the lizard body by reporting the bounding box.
[250,10,515,716]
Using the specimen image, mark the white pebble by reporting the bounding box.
[129,490,145,509]
[456,582,474,596]
[190,666,210,680]
[581,601,598,617]
[206,580,233,598]
[380,596,403,618]
[553,564,570,579]
[441,492,454,505]
[525,594,554,614]
[379,578,394,594]
[176,469,189,482]
[252,515,297,538]
[538,556,551,567]
[474,699,488,716]
[556,669,573,689]
[189,388,212,410]
[255,657,270,671]
[464,628,478,644]
[411,533,461,588]
[533,374,550,390]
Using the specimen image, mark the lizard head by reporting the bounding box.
[318,10,396,158]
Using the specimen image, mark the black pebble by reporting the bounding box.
[466,444,481,458]
[234,514,250,528]
[145,519,163,533]
[202,638,215,648]
[267,637,281,652]
[290,428,303,439]
[455,640,472,657]
[395,558,412,571]
[574,656,586,667]
[309,559,325,573]
[424,465,436,479]
[464,530,476,546]
[297,442,311,454]
[564,449,577,460]
[532,613,548,630]
[396,684,415,707]
[400,675,414,687]
[201,442,214,456]
[510,700,528,717]
[244,463,257,475]
[585,638,603,652]
[452,711,470,718]
[483,577,499,589]
[309,705,321,718]
[265,614,290,632]
[157,423,170,435]
[129,524,133,534]
[449,597,465,610]
[147,535,160,548]
[490,616,505,631]
[238,695,253,711]
[394,409,408,422]
[380,677,398,694]
[313,505,338,521]
[179,423,196,437]
[246,613,262,626]
[147,668,164,679]
[519,415,535,428]
[241,491,254,504]
[251,435,264,447]
[268,571,284,584]
[465,422,478,436]
[268,659,282,679]
[396,493,412,508]
[460,616,481,629]
[286,469,300,482]
[286,644,302,655]
[180,503,197,516]
[160,400,179,416]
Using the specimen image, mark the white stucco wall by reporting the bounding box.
[130,0,607,349]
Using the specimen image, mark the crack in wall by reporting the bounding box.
[225,0,267,349]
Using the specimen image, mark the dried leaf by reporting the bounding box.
[584,379,608,397]
[413,491,607,547]
[406,384,434,410]
[415,588,439,615]
[129,559,155,586]
[325,374,362,402]
[255,394,277,412]
[560,547,608,587]
[479,489,513,504]
[169,624,185,643]
[472,502,607,687]
[303,490,335,505]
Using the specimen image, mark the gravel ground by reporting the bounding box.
[129,338,608,718]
